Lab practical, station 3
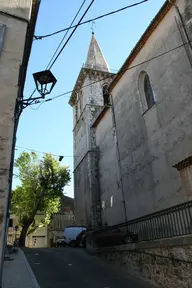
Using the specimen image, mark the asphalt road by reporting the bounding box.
[24,247,152,288]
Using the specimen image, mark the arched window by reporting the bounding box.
[144,73,155,109]
[138,71,155,112]
[102,84,110,106]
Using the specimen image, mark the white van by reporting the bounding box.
[64,226,86,247]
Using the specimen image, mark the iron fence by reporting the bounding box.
[92,200,192,242]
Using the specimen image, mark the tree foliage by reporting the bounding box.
[11,152,71,246]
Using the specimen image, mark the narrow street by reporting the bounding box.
[24,247,151,288]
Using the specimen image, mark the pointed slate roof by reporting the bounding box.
[84,32,110,72]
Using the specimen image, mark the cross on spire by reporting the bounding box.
[90,21,96,34]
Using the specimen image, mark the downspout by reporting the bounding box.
[110,94,128,224]
[168,0,192,51]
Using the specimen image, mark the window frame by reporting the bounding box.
[102,84,110,106]
[138,71,156,114]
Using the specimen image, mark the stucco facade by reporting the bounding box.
[70,0,192,227]
[0,0,39,270]
[95,0,192,224]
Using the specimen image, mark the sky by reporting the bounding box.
[13,0,165,197]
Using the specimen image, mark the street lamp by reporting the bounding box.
[33,69,57,98]
[21,69,57,110]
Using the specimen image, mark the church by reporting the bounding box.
[69,0,192,227]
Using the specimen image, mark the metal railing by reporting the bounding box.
[92,200,192,242]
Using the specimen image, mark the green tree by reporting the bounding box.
[11,152,71,246]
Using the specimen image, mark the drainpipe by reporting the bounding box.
[168,0,192,51]
[110,94,128,224]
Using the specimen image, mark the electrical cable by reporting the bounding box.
[29,101,45,110]
[46,0,87,69]
[27,0,148,101]
[49,0,95,69]
[27,0,88,100]
[15,145,74,158]
[31,41,190,110]
[34,0,148,40]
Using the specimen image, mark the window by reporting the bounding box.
[144,74,155,109]
[139,71,155,112]
[102,85,110,106]
[9,219,13,227]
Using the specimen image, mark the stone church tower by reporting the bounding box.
[69,33,114,227]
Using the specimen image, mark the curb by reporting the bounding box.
[19,249,41,288]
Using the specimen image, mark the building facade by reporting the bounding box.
[48,195,75,246]
[0,0,40,264]
[7,213,49,248]
[7,196,75,248]
[70,0,192,227]
[69,33,115,227]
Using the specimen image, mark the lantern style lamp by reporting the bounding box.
[33,70,57,98]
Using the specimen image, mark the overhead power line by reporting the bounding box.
[34,0,148,40]
[27,0,147,101]
[49,0,95,69]
[29,0,87,107]
[30,41,189,110]
[15,145,74,158]
[46,0,87,69]
[28,0,88,101]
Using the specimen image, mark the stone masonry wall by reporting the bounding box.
[73,69,113,226]
[96,236,192,288]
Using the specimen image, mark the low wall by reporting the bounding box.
[87,235,192,288]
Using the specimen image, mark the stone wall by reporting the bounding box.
[94,236,192,288]
[73,69,114,226]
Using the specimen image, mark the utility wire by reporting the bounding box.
[46,0,87,69]
[27,0,88,101]
[34,0,148,40]
[49,0,95,69]
[29,101,45,110]
[31,41,190,109]
[26,0,147,101]
[15,145,74,158]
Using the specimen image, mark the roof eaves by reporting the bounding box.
[109,0,175,92]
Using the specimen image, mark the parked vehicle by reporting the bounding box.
[56,238,65,247]
[93,228,138,247]
[63,226,86,247]
[76,230,87,247]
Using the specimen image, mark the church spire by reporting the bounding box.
[85,33,110,72]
